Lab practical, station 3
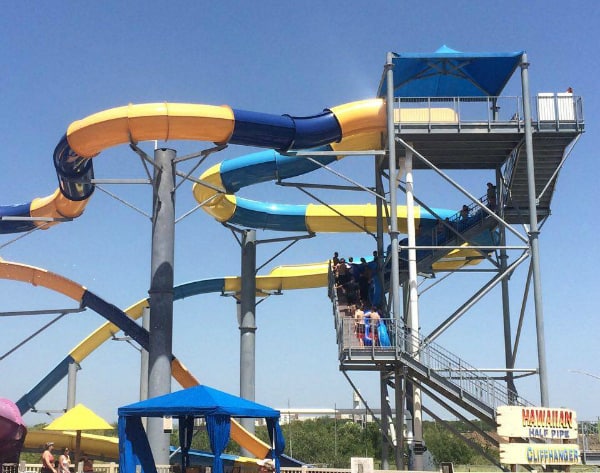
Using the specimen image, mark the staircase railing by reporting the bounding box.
[409,328,533,410]
[332,309,533,421]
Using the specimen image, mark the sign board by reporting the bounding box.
[500,443,580,466]
[497,406,577,440]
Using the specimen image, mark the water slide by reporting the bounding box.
[1,99,491,457]
[1,259,314,458]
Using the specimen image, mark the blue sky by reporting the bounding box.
[1,0,598,426]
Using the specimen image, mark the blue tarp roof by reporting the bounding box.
[118,385,285,473]
[118,385,280,419]
[378,45,524,98]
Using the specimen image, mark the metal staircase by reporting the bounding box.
[328,205,533,426]
[375,196,499,289]
[502,95,584,223]
[399,199,499,280]
[330,282,533,426]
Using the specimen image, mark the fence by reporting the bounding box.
[15,465,171,473]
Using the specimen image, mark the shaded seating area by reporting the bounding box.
[118,385,285,473]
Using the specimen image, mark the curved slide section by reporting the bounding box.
[0,99,387,234]
[1,259,344,458]
[193,148,457,233]
[0,260,268,458]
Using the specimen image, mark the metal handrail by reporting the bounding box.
[330,250,534,415]
[394,94,584,131]
[405,191,495,261]
[333,313,533,411]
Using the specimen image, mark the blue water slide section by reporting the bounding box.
[472,228,500,245]
[230,110,296,149]
[53,135,95,201]
[230,109,341,151]
[283,111,341,149]
[276,148,337,179]
[16,356,74,413]
[419,207,461,228]
[17,278,229,415]
[218,147,338,231]
[220,150,280,192]
[220,148,336,193]
[229,197,308,231]
[0,203,35,234]
[81,291,150,350]
[174,279,226,299]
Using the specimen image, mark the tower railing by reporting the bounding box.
[394,94,584,133]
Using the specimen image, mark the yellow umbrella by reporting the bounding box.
[44,404,113,467]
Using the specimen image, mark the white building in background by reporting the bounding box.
[276,392,379,424]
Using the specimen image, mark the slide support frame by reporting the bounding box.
[240,229,257,453]
[147,148,176,465]
[520,53,549,406]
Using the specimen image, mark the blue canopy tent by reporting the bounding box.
[378,45,524,98]
[118,385,285,473]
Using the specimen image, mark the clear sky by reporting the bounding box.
[1,0,598,426]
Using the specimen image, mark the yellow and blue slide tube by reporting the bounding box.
[0,99,387,233]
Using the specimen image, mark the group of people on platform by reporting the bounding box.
[41,442,94,473]
[331,252,391,348]
[352,303,390,347]
[331,251,379,308]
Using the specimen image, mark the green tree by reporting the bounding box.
[272,417,381,467]
[423,422,477,466]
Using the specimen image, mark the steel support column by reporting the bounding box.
[140,306,150,401]
[394,367,405,470]
[385,52,401,332]
[380,373,390,469]
[520,53,549,406]
[375,155,385,306]
[67,362,78,409]
[240,229,257,453]
[404,145,423,471]
[140,306,150,430]
[498,170,517,400]
[147,148,176,465]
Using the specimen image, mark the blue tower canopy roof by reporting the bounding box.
[378,45,524,98]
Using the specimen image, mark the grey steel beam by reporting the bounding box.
[402,144,423,471]
[394,367,406,470]
[140,306,150,401]
[380,373,390,469]
[240,229,257,454]
[67,362,79,409]
[385,51,402,356]
[147,148,176,465]
[424,251,530,346]
[375,155,385,310]
[498,170,517,401]
[520,53,549,406]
